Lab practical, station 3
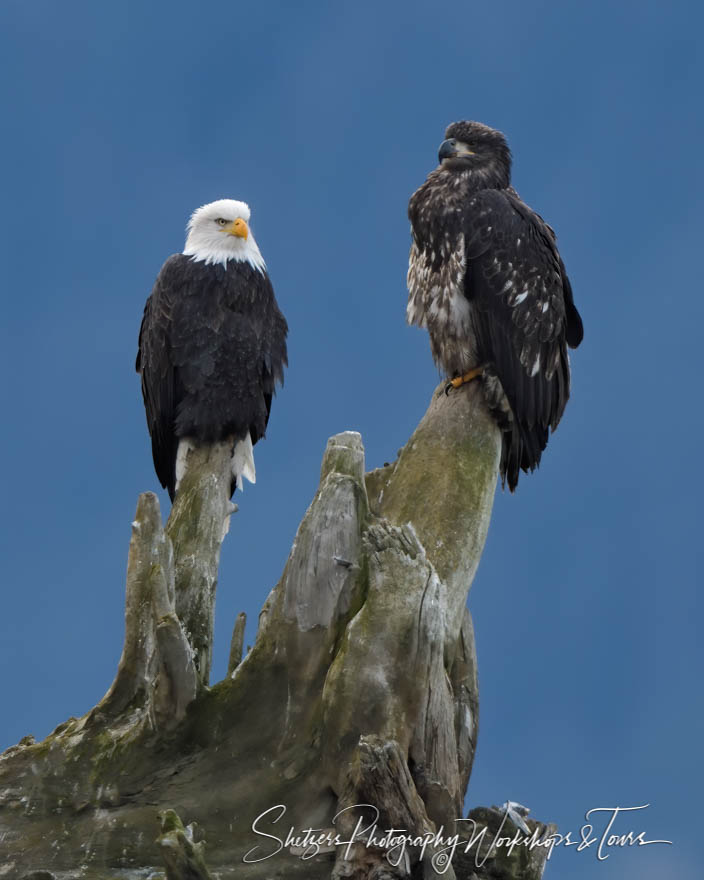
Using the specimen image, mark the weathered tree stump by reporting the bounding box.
[0,383,553,879]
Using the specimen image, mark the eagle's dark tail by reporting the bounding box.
[499,424,549,492]
[500,431,521,493]
[481,367,551,492]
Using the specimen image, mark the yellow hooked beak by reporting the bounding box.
[228,218,249,240]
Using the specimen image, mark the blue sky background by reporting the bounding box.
[1,1,701,876]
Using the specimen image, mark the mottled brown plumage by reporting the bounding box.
[408,121,583,489]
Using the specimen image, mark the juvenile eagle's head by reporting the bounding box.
[438,121,512,187]
[183,198,266,272]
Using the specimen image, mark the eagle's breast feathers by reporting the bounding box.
[408,232,475,376]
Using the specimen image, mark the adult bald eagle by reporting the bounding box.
[407,121,583,490]
[137,199,288,500]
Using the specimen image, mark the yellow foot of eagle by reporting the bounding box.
[444,366,484,396]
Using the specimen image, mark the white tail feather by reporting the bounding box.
[175,435,256,496]
[232,432,256,492]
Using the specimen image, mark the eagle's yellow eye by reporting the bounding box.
[215,218,228,226]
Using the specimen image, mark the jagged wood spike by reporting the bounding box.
[95,491,165,719]
[157,809,213,880]
[454,807,558,880]
[228,611,247,676]
[166,439,235,687]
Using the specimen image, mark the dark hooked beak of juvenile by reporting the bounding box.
[438,138,475,162]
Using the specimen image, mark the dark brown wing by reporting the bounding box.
[463,189,582,488]
[136,255,183,495]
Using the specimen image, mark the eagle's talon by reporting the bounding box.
[445,371,479,395]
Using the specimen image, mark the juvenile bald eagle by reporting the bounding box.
[407,121,583,490]
[137,199,288,500]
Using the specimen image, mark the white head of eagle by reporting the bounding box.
[137,198,288,501]
[407,121,583,491]
[183,198,266,272]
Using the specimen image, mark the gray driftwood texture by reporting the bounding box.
[0,382,555,880]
